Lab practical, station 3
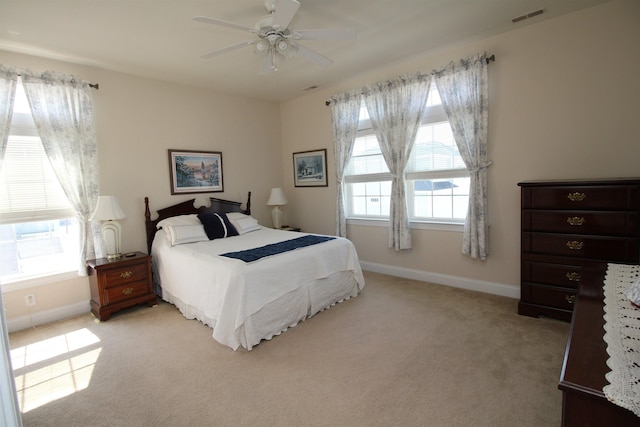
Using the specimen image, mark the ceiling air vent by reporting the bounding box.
[512,8,544,23]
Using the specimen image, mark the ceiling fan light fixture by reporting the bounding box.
[195,0,355,74]
[255,39,269,53]
[276,38,289,53]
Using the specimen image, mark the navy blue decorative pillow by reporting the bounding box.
[197,212,239,240]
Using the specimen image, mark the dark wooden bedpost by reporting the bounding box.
[144,197,154,255]
[144,197,150,222]
[246,191,252,215]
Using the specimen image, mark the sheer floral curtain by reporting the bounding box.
[21,70,102,273]
[434,53,491,260]
[329,90,361,237]
[0,67,17,171]
[363,74,432,250]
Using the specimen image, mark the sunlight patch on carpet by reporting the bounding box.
[10,328,101,413]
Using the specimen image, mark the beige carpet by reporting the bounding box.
[10,271,569,427]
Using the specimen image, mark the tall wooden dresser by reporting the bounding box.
[518,178,640,321]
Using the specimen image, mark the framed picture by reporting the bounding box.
[293,149,328,187]
[168,149,223,194]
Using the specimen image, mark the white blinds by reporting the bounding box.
[0,82,74,225]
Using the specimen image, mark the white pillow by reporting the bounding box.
[227,213,261,235]
[165,224,209,246]
[226,212,248,220]
[156,214,201,230]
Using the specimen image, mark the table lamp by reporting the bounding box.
[90,196,127,260]
[267,188,288,229]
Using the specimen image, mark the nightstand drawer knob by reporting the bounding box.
[122,287,134,295]
[566,241,584,250]
[567,192,586,202]
[120,271,132,279]
[567,216,586,226]
[566,272,581,282]
[565,295,576,304]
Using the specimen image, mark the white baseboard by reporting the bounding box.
[7,301,90,333]
[360,261,519,299]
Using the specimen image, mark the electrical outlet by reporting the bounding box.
[25,294,36,307]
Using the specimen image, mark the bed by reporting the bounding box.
[144,193,365,350]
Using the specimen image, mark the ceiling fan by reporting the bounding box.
[194,0,356,74]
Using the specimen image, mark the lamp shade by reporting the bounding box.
[267,188,288,206]
[89,196,126,221]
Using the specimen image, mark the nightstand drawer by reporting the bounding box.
[101,263,149,288]
[104,280,151,305]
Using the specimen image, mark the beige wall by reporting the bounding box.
[3,0,640,327]
[280,0,640,290]
[0,51,282,326]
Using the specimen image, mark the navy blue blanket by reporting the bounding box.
[220,235,336,263]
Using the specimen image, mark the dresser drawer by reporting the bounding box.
[103,280,152,305]
[522,185,639,210]
[522,261,582,289]
[522,211,639,236]
[522,283,577,311]
[522,232,639,261]
[100,263,149,288]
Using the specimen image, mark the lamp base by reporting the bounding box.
[101,220,122,261]
[271,206,283,229]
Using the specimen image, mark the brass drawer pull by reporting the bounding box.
[120,271,132,279]
[567,216,585,226]
[122,287,134,296]
[566,241,584,250]
[566,272,581,282]
[567,192,586,202]
[565,295,576,304]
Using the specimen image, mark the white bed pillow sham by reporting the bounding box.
[226,212,261,235]
[165,224,209,246]
[156,214,201,230]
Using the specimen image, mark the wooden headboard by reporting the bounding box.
[144,192,252,254]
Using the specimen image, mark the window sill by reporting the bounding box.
[347,218,464,232]
[1,270,80,293]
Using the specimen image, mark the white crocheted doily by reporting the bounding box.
[602,263,640,418]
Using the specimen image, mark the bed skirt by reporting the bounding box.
[161,270,361,350]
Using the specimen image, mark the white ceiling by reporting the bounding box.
[0,0,609,102]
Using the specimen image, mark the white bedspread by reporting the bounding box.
[151,227,365,350]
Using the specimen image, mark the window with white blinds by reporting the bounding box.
[0,78,74,224]
[0,135,74,224]
[0,79,78,284]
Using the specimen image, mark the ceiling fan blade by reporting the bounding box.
[201,40,254,59]
[272,0,300,30]
[193,16,257,34]
[294,44,332,67]
[293,28,356,41]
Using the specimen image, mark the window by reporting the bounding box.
[0,79,79,284]
[344,82,469,224]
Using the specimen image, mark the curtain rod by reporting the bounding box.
[16,73,99,90]
[325,54,495,106]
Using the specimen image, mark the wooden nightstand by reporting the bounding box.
[86,251,156,321]
[280,226,301,232]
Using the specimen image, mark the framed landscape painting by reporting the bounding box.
[293,149,328,187]
[168,149,223,194]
